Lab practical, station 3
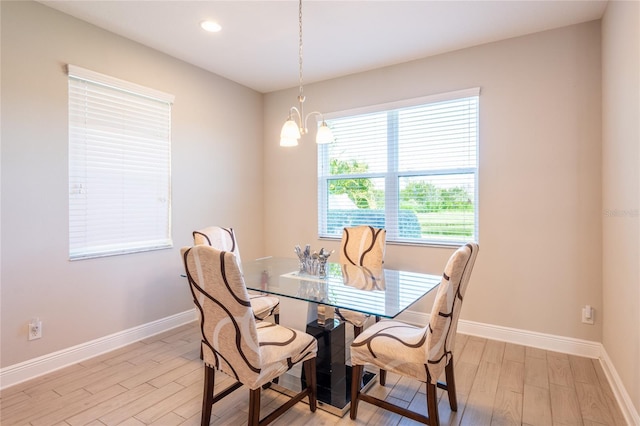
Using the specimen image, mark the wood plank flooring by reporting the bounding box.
[0,322,627,425]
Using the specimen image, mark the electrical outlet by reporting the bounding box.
[581,305,594,325]
[29,319,42,340]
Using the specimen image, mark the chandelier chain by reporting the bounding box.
[298,0,304,102]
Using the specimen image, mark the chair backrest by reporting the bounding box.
[340,226,386,268]
[181,245,261,384]
[193,226,242,267]
[425,242,479,383]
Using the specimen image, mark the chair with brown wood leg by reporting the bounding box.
[181,245,317,426]
[350,242,479,425]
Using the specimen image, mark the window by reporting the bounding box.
[68,65,174,260]
[318,88,479,246]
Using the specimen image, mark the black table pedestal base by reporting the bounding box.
[300,319,376,416]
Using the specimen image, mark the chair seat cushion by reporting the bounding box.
[335,308,370,328]
[350,320,429,382]
[247,322,317,389]
[249,293,280,320]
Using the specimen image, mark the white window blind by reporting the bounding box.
[318,88,479,246]
[68,65,174,260]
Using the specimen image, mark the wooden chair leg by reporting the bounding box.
[201,365,215,426]
[248,388,261,426]
[271,316,280,386]
[426,381,439,426]
[445,360,458,411]
[350,364,364,420]
[304,358,317,412]
[379,368,387,386]
[353,325,363,338]
[352,364,435,424]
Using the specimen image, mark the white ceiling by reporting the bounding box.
[39,0,608,93]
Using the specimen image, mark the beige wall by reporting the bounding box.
[4,2,636,413]
[0,1,264,367]
[263,22,603,341]
[602,0,640,414]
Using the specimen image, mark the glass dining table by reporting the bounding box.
[241,257,442,416]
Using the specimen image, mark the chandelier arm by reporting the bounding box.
[288,106,301,120]
[288,106,304,133]
[303,111,326,129]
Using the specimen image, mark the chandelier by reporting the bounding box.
[280,0,334,147]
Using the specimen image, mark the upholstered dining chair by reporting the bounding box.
[349,242,479,426]
[193,226,280,324]
[335,225,387,338]
[181,245,318,426]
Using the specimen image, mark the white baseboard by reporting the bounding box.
[398,310,602,357]
[0,309,197,390]
[397,310,639,425]
[599,346,640,426]
[2,308,637,425]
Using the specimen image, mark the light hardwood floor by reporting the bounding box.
[0,322,627,425]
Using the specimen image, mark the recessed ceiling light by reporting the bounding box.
[200,20,221,33]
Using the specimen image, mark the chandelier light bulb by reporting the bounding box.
[315,122,335,144]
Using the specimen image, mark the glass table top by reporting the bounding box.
[242,257,442,319]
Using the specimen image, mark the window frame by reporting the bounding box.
[317,88,480,247]
[67,65,174,260]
